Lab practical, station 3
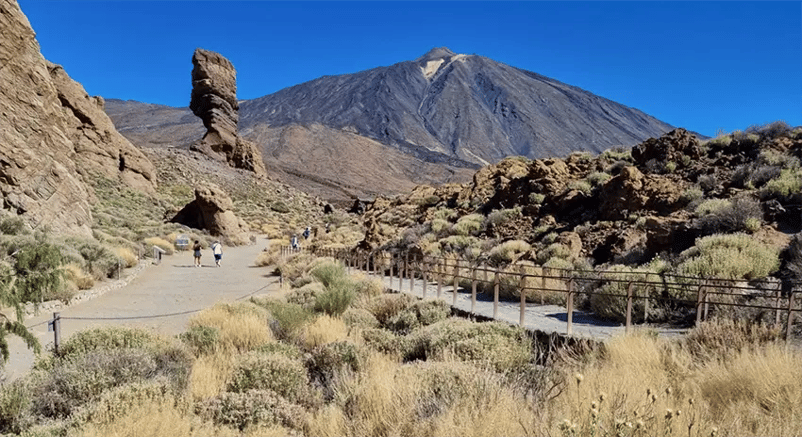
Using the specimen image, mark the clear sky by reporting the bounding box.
[18,1,802,137]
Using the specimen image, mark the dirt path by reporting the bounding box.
[4,238,279,381]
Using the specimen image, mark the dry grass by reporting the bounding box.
[189,350,239,401]
[114,247,138,268]
[186,302,273,354]
[64,262,95,290]
[300,315,349,349]
[254,247,280,267]
[143,237,175,255]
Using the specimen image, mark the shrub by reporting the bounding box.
[664,161,677,173]
[452,214,483,236]
[226,351,312,405]
[385,299,451,334]
[360,328,406,356]
[696,196,762,233]
[430,218,451,235]
[586,172,611,187]
[0,380,33,435]
[484,207,521,227]
[679,186,703,204]
[567,180,592,195]
[315,286,355,316]
[114,247,138,268]
[488,240,531,266]
[285,281,325,310]
[528,193,545,205]
[694,198,731,216]
[254,248,280,267]
[54,327,164,359]
[365,293,416,325]
[252,298,314,342]
[307,341,368,400]
[761,168,802,198]
[682,319,783,361]
[0,216,27,235]
[196,389,305,431]
[63,263,94,291]
[678,233,780,280]
[179,325,219,356]
[406,319,532,372]
[431,208,457,221]
[341,307,380,330]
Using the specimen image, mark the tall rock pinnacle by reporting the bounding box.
[190,48,266,176]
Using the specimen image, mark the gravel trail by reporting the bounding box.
[4,238,279,381]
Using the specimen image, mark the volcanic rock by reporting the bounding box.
[189,48,266,176]
[0,0,156,236]
[170,182,252,245]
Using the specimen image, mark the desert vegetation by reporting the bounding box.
[1,253,799,436]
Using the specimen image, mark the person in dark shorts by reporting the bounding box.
[211,241,223,267]
[193,240,202,267]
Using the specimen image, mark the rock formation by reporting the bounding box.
[0,0,156,236]
[189,48,266,176]
[170,182,252,245]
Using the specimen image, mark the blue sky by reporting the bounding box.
[19,1,802,137]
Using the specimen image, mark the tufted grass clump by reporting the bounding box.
[186,302,273,353]
[586,171,611,187]
[761,168,802,198]
[300,315,348,349]
[451,214,483,236]
[143,237,175,255]
[678,233,779,280]
[589,264,665,323]
[252,298,314,342]
[384,299,451,335]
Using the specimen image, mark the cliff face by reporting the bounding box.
[0,0,156,235]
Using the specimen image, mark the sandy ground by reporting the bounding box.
[4,238,279,381]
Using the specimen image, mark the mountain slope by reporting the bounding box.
[240,47,674,165]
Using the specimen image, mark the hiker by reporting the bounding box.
[303,227,311,240]
[291,235,299,250]
[211,240,223,267]
[192,240,202,267]
[325,223,330,234]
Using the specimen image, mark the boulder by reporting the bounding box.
[170,182,252,245]
[0,0,156,236]
[189,48,266,176]
[632,128,702,167]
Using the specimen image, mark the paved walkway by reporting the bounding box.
[357,266,687,340]
[4,238,279,381]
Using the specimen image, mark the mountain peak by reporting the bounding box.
[417,47,457,63]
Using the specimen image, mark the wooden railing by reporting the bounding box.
[281,246,800,341]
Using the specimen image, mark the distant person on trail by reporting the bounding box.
[192,240,202,267]
[211,241,223,267]
[303,227,311,240]
[291,235,299,250]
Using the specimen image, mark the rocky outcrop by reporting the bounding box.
[170,182,252,245]
[190,48,266,176]
[0,0,156,236]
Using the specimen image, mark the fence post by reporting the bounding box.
[566,279,574,335]
[389,252,394,279]
[471,265,477,315]
[518,264,527,326]
[493,268,500,319]
[409,254,415,294]
[53,312,61,354]
[695,283,705,327]
[422,257,428,299]
[452,260,459,306]
[703,282,711,321]
[786,288,797,343]
[437,258,443,298]
[541,267,548,305]
[625,281,634,334]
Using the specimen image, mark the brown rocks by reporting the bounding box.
[190,48,266,176]
[170,182,252,245]
[598,166,686,220]
[0,0,156,236]
[632,128,702,167]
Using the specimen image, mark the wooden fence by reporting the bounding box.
[280,246,800,341]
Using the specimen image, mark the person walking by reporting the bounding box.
[211,241,223,267]
[192,240,202,267]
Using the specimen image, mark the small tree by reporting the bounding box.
[0,233,66,363]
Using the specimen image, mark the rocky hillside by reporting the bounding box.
[358,124,802,298]
[0,0,155,236]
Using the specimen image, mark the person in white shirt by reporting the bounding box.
[211,241,223,267]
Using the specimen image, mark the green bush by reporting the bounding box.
[227,351,312,405]
[252,298,314,341]
[196,389,305,431]
[361,328,406,356]
[761,168,802,198]
[451,214,483,236]
[385,299,450,334]
[0,380,33,434]
[567,180,592,195]
[307,341,368,400]
[285,281,325,310]
[678,233,780,280]
[315,286,355,316]
[54,327,164,359]
[71,239,123,279]
[586,172,611,187]
[406,319,532,372]
[341,307,380,330]
[680,186,704,204]
[696,197,762,233]
[528,193,546,205]
[366,293,417,325]
[0,216,27,235]
[488,240,531,266]
[484,207,521,228]
[256,342,303,360]
[179,325,219,356]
